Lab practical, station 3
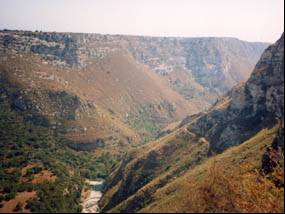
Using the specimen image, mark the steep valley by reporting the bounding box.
[99,34,284,213]
[0,29,280,213]
[0,30,268,143]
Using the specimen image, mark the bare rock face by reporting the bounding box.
[245,34,284,121]
[180,37,268,94]
[191,33,284,154]
[0,30,79,67]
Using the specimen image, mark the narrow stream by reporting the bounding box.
[82,180,104,213]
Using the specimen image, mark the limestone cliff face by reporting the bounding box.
[181,37,268,93]
[191,33,284,153]
[245,34,284,123]
[0,30,268,107]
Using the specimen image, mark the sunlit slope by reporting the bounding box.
[99,33,284,213]
[140,124,283,213]
[0,48,200,145]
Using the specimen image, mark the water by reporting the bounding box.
[82,180,104,213]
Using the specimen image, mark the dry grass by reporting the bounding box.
[184,161,284,213]
[138,124,284,213]
[100,127,210,212]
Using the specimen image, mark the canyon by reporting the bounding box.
[0,30,283,213]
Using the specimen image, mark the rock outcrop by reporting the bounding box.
[191,33,284,153]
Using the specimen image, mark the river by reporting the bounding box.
[82,180,104,213]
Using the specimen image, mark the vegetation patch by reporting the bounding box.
[0,71,120,212]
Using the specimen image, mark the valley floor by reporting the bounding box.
[81,180,104,213]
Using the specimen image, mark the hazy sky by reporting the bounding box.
[0,0,284,42]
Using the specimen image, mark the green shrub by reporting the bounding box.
[0,195,4,202]
[25,167,43,177]
[13,202,23,212]
[4,192,16,201]
[0,79,121,213]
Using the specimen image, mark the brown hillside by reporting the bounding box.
[99,34,284,213]
[0,48,199,149]
[101,123,283,213]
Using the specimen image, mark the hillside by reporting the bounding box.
[0,70,119,213]
[101,124,283,213]
[0,30,268,143]
[0,30,273,213]
[99,34,284,213]
[0,31,195,146]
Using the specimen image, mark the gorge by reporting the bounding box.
[0,29,283,213]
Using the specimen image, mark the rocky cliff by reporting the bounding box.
[0,30,268,106]
[191,33,284,153]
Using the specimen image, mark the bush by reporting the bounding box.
[25,167,43,177]
[13,202,23,212]
[4,192,16,201]
[3,186,11,194]
[17,183,34,193]
[0,195,4,202]
[0,90,119,213]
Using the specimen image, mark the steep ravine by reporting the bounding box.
[0,30,274,213]
[99,33,284,213]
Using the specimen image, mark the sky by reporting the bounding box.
[0,0,284,42]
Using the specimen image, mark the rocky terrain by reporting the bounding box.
[191,33,284,153]
[99,34,284,213]
[0,30,268,104]
[81,180,104,213]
